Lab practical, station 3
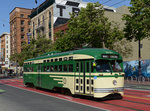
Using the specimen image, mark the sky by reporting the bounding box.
[0,0,130,35]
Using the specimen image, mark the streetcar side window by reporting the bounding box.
[87,62,89,72]
[32,67,34,72]
[50,66,54,72]
[76,63,79,72]
[69,64,73,72]
[58,65,62,72]
[43,66,47,72]
[59,58,62,61]
[55,59,58,62]
[64,57,67,61]
[51,59,53,62]
[54,65,58,72]
[63,65,68,72]
[69,56,73,60]
[47,66,50,72]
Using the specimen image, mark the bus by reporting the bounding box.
[23,48,124,98]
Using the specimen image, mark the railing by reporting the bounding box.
[0,73,23,79]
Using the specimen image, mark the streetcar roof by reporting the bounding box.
[24,48,122,62]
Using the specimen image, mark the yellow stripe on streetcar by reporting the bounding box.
[125,95,150,100]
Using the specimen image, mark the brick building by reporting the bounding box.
[54,23,68,41]
[9,7,32,55]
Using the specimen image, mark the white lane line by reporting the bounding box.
[57,94,72,100]
[2,83,109,111]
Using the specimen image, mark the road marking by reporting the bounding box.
[125,95,150,100]
[57,94,72,100]
[2,83,109,111]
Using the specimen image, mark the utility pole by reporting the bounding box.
[138,39,142,81]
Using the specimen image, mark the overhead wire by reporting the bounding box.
[101,0,112,4]
[109,0,128,7]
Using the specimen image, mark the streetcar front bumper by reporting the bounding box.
[93,87,124,98]
[94,87,124,93]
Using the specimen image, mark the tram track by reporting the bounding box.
[122,99,150,106]
[1,79,150,111]
[125,92,147,97]
[101,101,142,111]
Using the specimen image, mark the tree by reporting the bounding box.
[123,0,150,77]
[123,0,150,41]
[10,36,53,66]
[33,36,53,56]
[54,2,132,58]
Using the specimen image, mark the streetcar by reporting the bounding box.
[23,48,124,98]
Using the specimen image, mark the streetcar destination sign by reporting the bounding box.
[102,54,119,59]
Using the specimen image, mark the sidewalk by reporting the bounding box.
[125,80,150,90]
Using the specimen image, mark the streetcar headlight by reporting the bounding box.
[113,80,117,86]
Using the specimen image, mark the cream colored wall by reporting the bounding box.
[31,5,53,40]
[123,39,150,61]
[105,6,150,61]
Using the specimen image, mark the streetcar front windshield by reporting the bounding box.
[96,60,123,72]
[96,60,111,72]
[110,60,123,72]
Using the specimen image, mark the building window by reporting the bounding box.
[21,27,24,32]
[43,16,44,23]
[28,21,31,25]
[38,18,40,26]
[28,28,31,32]
[20,14,24,18]
[21,42,24,46]
[33,22,35,29]
[21,20,24,25]
[21,35,24,39]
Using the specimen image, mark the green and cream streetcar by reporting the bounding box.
[23,48,124,98]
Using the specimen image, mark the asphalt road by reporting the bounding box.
[0,84,105,111]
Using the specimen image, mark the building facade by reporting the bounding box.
[9,7,32,55]
[30,0,115,42]
[0,32,10,68]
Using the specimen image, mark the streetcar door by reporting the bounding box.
[85,61,93,95]
[75,61,86,94]
[37,64,42,87]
